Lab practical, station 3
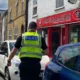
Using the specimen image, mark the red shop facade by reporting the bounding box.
[37,8,80,57]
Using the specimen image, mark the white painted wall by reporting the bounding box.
[28,0,37,25]
[28,0,80,24]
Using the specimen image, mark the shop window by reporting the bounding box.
[14,27,18,39]
[69,25,80,43]
[9,29,12,40]
[37,29,48,46]
[42,29,48,46]
[58,46,80,72]
[56,0,64,8]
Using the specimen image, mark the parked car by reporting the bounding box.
[0,40,49,80]
[43,43,80,80]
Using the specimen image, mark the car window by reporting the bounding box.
[9,42,15,51]
[58,46,80,72]
[9,42,19,55]
[1,42,8,53]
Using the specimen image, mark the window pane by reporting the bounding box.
[9,30,12,35]
[33,7,37,15]
[9,36,12,40]
[58,47,73,63]
[14,28,18,39]
[16,4,18,16]
[69,25,80,43]
[14,28,18,34]
[9,42,15,51]
[14,35,18,39]
[33,0,37,5]
[56,0,64,8]
[9,30,12,40]
[58,46,80,72]
[22,2,24,12]
[72,46,80,72]
[10,11,12,20]
[9,42,19,55]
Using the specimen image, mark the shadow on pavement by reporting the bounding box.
[0,73,4,79]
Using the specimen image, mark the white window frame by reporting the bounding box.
[33,0,37,17]
[14,27,18,39]
[55,0,64,10]
[9,29,12,40]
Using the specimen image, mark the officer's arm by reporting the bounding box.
[43,48,48,55]
[41,37,48,55]
[8,47,18,61]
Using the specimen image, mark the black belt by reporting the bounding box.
[20,57,41,63]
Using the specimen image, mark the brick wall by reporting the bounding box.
[7,0,26,40]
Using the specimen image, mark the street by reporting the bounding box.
[0,77,3,80]
[0,73,4,80]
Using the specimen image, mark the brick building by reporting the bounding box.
[0,13,2,44]
[7,0,26,40]
[0,10,6,44]
[2,10,8,41]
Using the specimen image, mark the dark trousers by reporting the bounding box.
[19,59,41,80]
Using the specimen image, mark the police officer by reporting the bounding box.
[7,21,48,80]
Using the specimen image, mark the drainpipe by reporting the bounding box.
[25,0,29,32]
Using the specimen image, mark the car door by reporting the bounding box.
[57,45,80,80]
[0,42,8,73]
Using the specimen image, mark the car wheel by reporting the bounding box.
[4,68,11,80]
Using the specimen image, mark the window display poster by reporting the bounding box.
[71,33,78,43]
[73,38,77,43]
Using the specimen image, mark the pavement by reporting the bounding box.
[0,73,4,80]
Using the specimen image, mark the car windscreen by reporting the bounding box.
[9,42,19,55]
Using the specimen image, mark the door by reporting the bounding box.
[57,45,80,80]
[0,42,8,73]
[51,28,61,56]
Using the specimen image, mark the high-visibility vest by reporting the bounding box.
[18,32,42,59]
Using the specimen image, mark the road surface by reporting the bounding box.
[0,73,4,80]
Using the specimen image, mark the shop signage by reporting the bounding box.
[37,9,80,28]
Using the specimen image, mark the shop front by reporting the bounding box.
[37,8,80,57]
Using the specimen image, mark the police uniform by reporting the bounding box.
[14,31,47,80]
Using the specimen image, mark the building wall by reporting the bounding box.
[4,11,8,40]
[28,0,80,23]
[7,0,26,40]
[0,14,2,44]
[2,18,5,41]
[0,10,6,43]
[0,10,6,16]
[38,0,79,18]
[2,10,8,41]
[28,0,37,25]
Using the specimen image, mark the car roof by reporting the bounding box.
[2,40,16,43]
[55,42,80,56]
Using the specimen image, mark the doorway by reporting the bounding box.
[51,27,61,56]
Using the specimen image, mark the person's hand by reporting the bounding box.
[7,60,11,67]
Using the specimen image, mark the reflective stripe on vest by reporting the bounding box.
[19,32,42,59]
